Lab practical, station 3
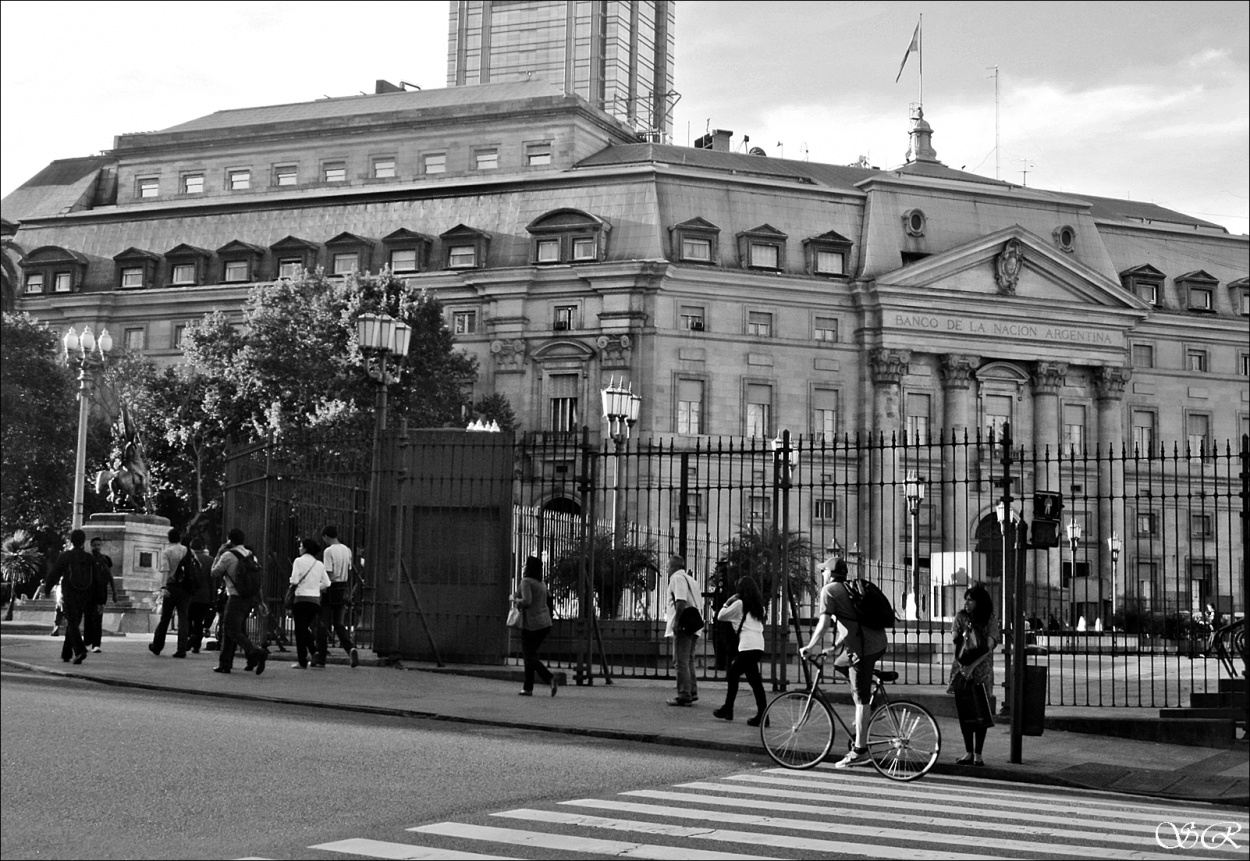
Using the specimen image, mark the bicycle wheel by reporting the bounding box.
[865,699,941,781]
[760,691,836,769]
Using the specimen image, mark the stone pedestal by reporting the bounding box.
[85,512,171,605]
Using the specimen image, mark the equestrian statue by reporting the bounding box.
[95,404,152,514]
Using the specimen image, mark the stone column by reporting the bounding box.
[1031,362,1068,595]
[1093,366,1131,624]
[939,354,979,615]
[866,348,910,587]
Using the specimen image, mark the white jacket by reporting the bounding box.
[289,554,329,599]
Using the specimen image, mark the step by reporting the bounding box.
[1160,706,1248,722]
[1047,714,1239,748]
[1190,691,1248,709]
[1219,677,1247,694]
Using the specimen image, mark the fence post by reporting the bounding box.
[679,451,690,560]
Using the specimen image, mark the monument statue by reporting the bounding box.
[94,405,152,514]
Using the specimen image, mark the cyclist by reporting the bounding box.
[800,556,888,768]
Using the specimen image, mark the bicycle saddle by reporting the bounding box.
[874,670,899,682]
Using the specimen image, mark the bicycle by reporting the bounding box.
[759,649,941,781]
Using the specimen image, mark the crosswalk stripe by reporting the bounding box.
[505,805,1001,860]
[409,822,776,860]
[576,795,1192,860]
[309,837,513,859]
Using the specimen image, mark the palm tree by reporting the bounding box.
[1,530,43,620]
[717,524,817,612]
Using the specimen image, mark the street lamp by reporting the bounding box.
[1066,518,1082,628]
[1107,531,1122,625]
[601,378,641,544]
[904,470,927,620]
[770,430,799,688]
[62,325,113,531]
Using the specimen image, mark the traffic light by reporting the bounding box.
[1032,490,1063,548]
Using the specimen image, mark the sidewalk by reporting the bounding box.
[2,630,1245,808]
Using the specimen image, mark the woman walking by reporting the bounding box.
[513,556,556,696]
[948,583,998,765]
[289,538,329,669]
[712,575,769,726]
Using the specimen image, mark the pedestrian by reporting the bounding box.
[210,528,269,676]
[289,538,330,669]
[664,554,700,707]
[45,529,96,664]
[186,537,217,654]
[84,536,116,653]
[512,555,556,696]
[316,525,359,668]
[149,528,192,658]
[947,583,998,766]
[712,575,768,726]
[800,556,889,769]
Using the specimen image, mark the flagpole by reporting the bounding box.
[918,14,924,110]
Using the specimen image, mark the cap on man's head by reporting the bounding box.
[819,555,840,571]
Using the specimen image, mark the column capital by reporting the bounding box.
[869,348,911,385]
[1092,365,1131,401]
[939,354,981,390]
[1033,361,1069,395]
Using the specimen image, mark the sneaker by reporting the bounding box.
[254,649,269,676]
[212,666,231,674]
[518,690,533,696]
[172,651,187,659]
[712,706,734,721]
[147,644,161,657]
[191,647,200,654]
[746,714,770,728]
[72,652,87,665]
[550,678,558,697]
[90,646,102,653]
[349,648,359,669]
[290,663,306,669]
[666,697,693,707]
[691,695,699,702]
[834,748,872,769]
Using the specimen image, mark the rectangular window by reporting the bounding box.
[332,253,358,276]
[274,165,298,186]
[1132,410,1156,455]
[1240,289,1250,316]
[228,169,250,190]
[907,393,931,443]
[172,324,187,349]
[223,260,250,282]
[1131,344,1154,368]
[571,237,597,261]
[389,249,418,273]
[536,239,560,263]
[138,177,159,198]
[1137,511,1157,535]
[677,378,703,435]
[323,162,347,183]
[815,249,845,275]
[1135,281,1159,305]
[813,316,838,342]
[423,152,446,175]
[124,328,145,351]
[372,157,396,179]
[1186,348,1208,372]
[120,267,144,289]
[1190,513,1212,537]
[452,310,477,335]
[548,374,579,433]
[553,306,576,330]
[24,273,43,294]
[1187,413,1210,457]
[171,263,197,285]
[680,306,705,331]
[681,237,711,261]
[813,388,838,442]
[1189,563,1212,611]
[747,311,772,337]
[1063,404,1087,456]
[277,258,303,279]
[1188,287,1213,310]
[181,173,204,194]
[447,246,476,268]
[681,492,704,521]
[813,499,837,521]
[525,142,552,166]
[983,394,1012,441]
[53,272,73,293]
[1240,352,1250,377]
[749,242,779,269]
[1137,566,1155,610]
[748,495,771,520]
[745,383,772,438]
[473,148,498,170]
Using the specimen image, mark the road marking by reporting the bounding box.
[310,838,512,859]
[409,822,775,859]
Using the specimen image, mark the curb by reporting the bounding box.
[5,656,1245,807]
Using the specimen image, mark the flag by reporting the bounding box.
[895,21,920,83]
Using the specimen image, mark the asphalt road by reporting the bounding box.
[0,669,756,860]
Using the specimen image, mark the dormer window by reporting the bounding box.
[165,244,212,287]
[181,173,205,195]
[23,273,44,294]
[322,161,347,183]
[1053,225,1076,253]
[669,217,720,265]
[324,232,373,278]
[526,209,609,264]
[737,224,787,271]
[137,177,160,199]
[902,208,927,237]
[382,228,433,275]
[803,230,853,278]
[112,247,161,290]
[1229,277,1249,317]
[1120,264,1165,308]
[1176,270,1218,314]
[440,224,490,270]
[269,236,319,279]
[217,240,266,284]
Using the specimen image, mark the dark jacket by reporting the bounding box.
[49,548,98,603]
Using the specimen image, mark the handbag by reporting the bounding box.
[677,605,704,635]
[954,680,996,731]
[506,604,523,628]
[285,560,317,612]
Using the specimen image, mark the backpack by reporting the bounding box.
[65,552,96,593]
[845,578,897,630]
[170,547,201,594]
[227,549,263,599]
[677,605,705,636]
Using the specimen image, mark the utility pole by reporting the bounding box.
[987,66,999,180]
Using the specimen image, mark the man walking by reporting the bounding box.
[801,556,889,768]
[149,528,192,658]
[84,536,116,653]
[210,528,268,675]
[664,554,700,706]
[315,526,359,668]
[46,529,96,664]
[186,537,216,654]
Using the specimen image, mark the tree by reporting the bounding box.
[717,525,818,612]
[549,532,659,620]
[1,529,43,618]
[472,392,519,433]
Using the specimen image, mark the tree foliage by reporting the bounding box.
[548,532,659,620]
[716,525,818,611]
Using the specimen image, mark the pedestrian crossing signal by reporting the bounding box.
[1032,490,1063,548]
[1031,518,1062,548]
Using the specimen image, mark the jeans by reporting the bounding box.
[293,600,320,666]
[520,626,553,691]
[152,590,190,655]
[83,604,104,649]
[60,600,88,660]
[673,632,699,701]
[188,602,214,651]
[218,596,262,669]
[316,583,354,663]
[723,649,767,715]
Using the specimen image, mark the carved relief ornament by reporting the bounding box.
[596,333,633,369]
[489,338,527,373]
[939,354,981,390]
[1092,365,1131,401]
[994,238,1024,294]
[869,348,911,385]
[1033,361,1069,395]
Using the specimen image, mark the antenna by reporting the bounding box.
[399,81,421,91]
[1019,158,1035,187]
[988,66,999,180]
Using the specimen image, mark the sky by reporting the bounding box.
[2,1,1247,235]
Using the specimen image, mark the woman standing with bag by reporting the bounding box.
[512,556,556,697]
[288,538,329,669]
[948,583,998,765]
[712,575,769,726]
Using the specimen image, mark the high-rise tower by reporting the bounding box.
[447,1,675,140]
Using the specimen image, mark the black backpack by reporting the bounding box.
[170,547,201,594]
[845,578,897,630]
[65,552,96,594]
[227,549,262,599]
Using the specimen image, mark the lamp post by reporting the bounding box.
[600,378,640,546]
[904,470,927,620]
[770,430,798,690]
[1066,518,1083,628]
[62,325,113,531]
[1107,531,1122,625]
